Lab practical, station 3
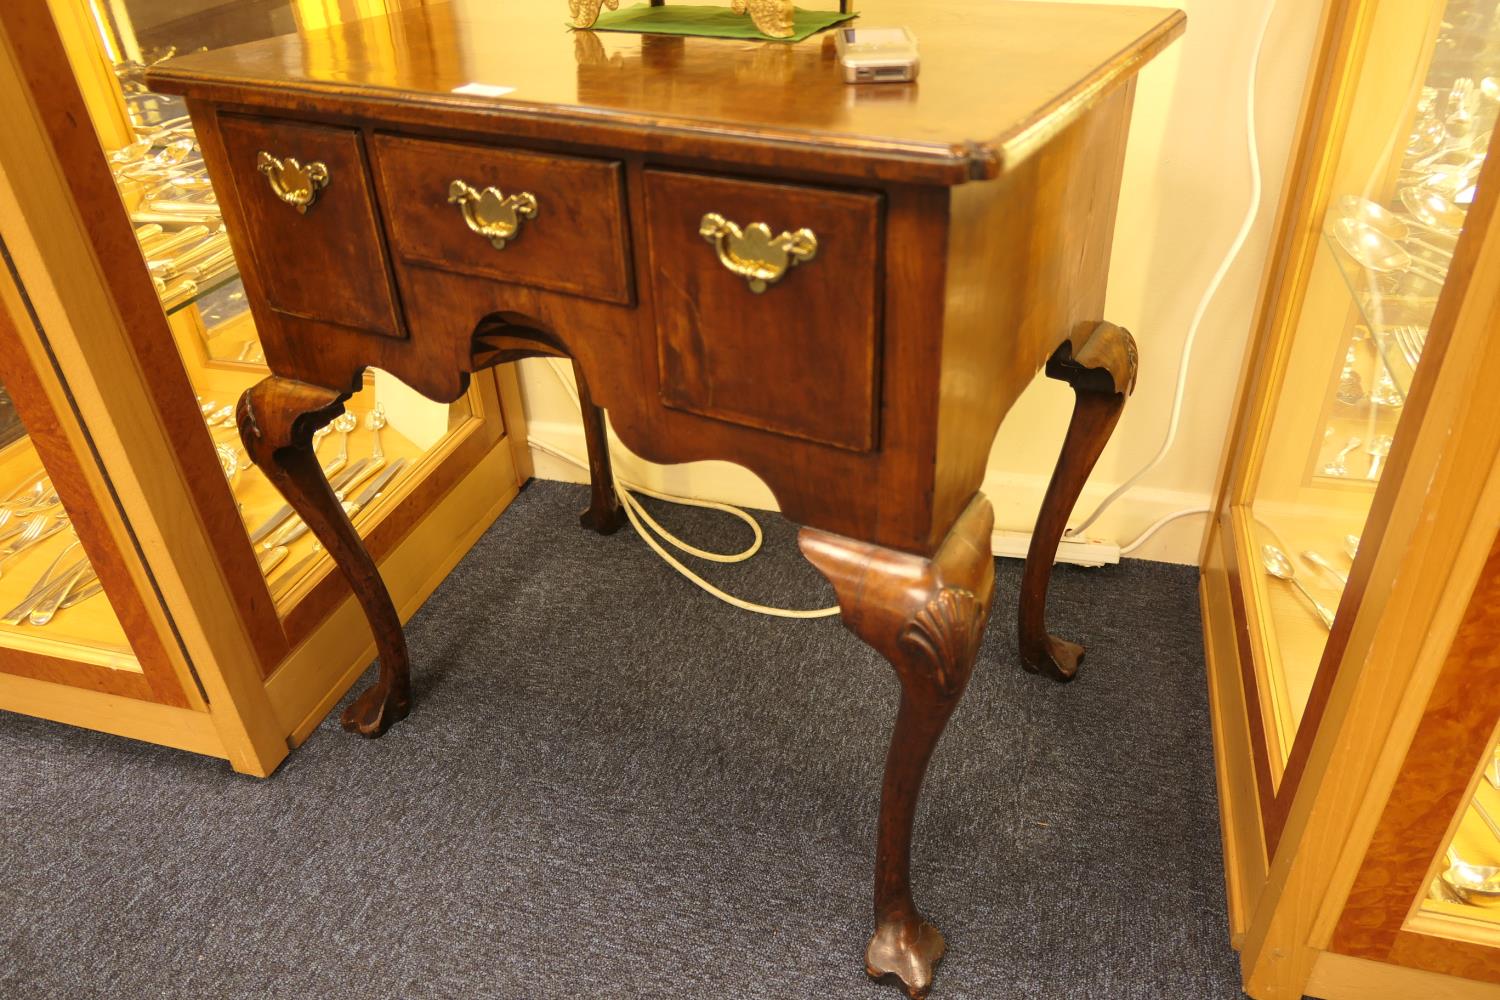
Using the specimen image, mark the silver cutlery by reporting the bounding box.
[1263,544,1335,629]
[264,462,408,593]
[322,411,359,478]
[1344,534,1360,560]
[366,404,387,463]
[1300,549,1349,587]
[0,516,69,577]
[0,471,48,506]
[5,557,99,626]
[257,546,289,574]
[1,541,81,624]
[29,559,95,626]
[1390,325,1423,368]
[249,458,371,546]
[271,459,407,548]
[1323,437,1361,476]
[264,460,387,548]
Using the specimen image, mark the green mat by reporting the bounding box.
[581,3,856,43]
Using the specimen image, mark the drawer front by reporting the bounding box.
[371,136,631,305]
[217,116,402,338]
[644,170,882,452]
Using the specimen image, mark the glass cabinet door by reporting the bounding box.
[0,375,135,667]
[73,0,493,620]
[1233,0,1498,783]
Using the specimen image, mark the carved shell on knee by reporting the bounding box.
[569,0,797,38]
[898,589,989,697]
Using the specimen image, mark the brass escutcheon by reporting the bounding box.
[699,212,818,293]
[256,151,329,214]
[448,179,539,250]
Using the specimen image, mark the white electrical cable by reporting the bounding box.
[538,358,840,618]
[1118,506,1210,556]
[1065,0,1280,540]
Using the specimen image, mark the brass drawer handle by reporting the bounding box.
[448,179,539,250]
[699,213,817,293]
[256,151,330,214]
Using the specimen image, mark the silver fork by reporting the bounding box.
[0,515,69,576]
[1,540,80,624]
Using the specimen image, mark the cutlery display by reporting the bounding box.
[1322,437,1362,476]
[1262,544,1335,629]
[1344,534,1360,560]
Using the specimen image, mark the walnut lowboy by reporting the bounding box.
[147,3,1183,995]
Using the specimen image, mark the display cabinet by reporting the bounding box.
[1202,0,1500,996]
[0,1,529,776]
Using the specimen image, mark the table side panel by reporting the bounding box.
[932,81,1137,546]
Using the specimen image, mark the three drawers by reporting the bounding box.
[370,135,631,305]
[221,116,884,452]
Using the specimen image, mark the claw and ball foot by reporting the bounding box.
[1018,321,1137,682]
[801,496,995,999]
[237,376,413,738]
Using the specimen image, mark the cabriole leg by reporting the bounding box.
[1019,321,1137,682]
[573,359,625,535]
[800,497,996,999]
[237,376,411,737]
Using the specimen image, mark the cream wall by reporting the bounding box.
[521,0,1325,564]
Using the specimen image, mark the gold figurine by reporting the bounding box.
[569,0,798,39]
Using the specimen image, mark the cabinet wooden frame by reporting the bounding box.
[1201,0,1500,996]
[0,4,527,776]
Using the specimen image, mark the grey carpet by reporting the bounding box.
[0,480,1241,999]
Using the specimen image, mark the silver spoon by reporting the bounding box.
[1366,435,1393,479]
[1331,218,1447,283]
[1344,534,1360,561]
[1400,185,1466,233]
[323,411,359,478]
[1300,549,1348,587]
[1322,437,1361,476]
[365,404,387,463]
[1262,544,1335,629]
[1336,194,1407,240]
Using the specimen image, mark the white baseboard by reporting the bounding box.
[526,422,1210,566]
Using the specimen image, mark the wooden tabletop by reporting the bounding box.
[149,0,1184,183]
